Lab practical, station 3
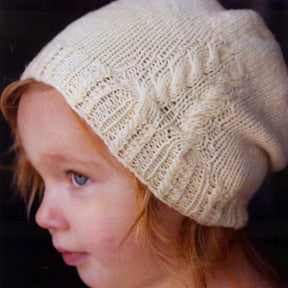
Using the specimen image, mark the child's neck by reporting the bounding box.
[207,244,277,288]
[148,246,277,288]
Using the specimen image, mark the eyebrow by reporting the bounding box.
[43,153,103,168]
[23,151,103,175]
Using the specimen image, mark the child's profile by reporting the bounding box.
[1,0,288,287]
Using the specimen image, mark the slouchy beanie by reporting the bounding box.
[21,0,288,228]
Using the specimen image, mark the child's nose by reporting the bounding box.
[35,189,69,231]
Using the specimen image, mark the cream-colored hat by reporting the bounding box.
[21,0,288,228]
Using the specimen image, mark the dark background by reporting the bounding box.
[1,1,288,287]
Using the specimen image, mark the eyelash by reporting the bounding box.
[70,171,90,187]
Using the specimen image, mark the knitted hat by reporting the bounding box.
[21,0,288,228]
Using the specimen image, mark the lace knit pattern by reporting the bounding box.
[21,0,288,228]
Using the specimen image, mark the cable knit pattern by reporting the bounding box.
[21,0,288,228]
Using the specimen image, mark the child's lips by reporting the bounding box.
[55,247,88,266]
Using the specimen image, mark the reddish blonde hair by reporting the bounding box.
[1,79,284,288]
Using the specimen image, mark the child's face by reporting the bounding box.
[16,88,182,288]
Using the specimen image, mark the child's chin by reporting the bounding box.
[76,264,114,288]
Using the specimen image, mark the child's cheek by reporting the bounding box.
[82,216,136,254]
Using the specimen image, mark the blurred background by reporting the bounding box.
[1,0,288,287]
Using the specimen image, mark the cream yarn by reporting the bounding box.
[21,0,288,228]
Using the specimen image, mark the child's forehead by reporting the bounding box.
[18,85,131,176]
[19,87,87,138]
[20,86,65,110]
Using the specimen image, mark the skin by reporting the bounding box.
[16,87,188,288]
[16,86,275,288]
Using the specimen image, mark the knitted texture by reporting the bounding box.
[21,0,288,228]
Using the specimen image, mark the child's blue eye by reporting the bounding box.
[71,172,90,187]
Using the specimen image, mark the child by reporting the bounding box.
[1,0,288,287]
